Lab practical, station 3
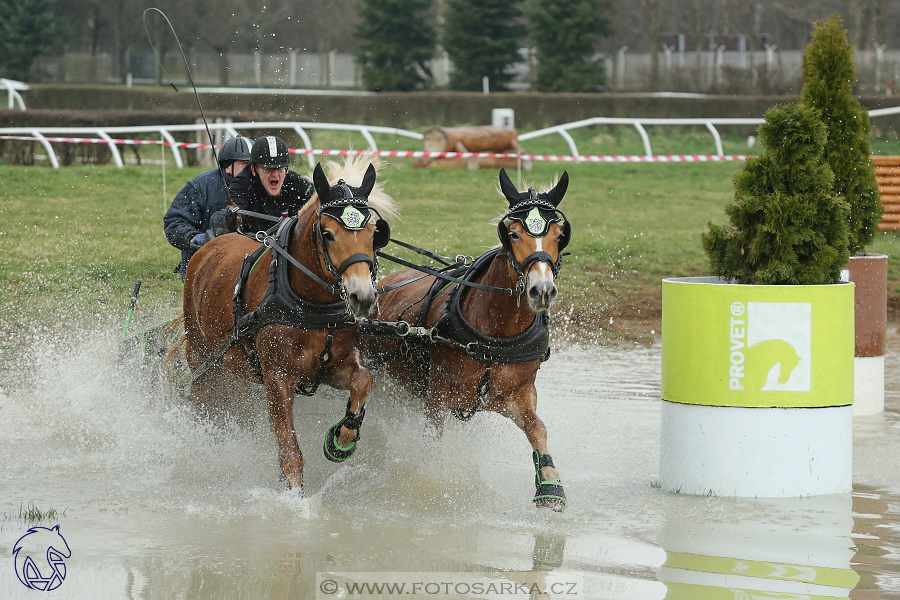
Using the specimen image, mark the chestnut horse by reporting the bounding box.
[364,169,570,511]
[183,156,395,493]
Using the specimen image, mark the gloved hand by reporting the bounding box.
[224,205,240,232]
[189,232,207,250]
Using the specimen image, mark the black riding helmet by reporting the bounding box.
[251,135,291,169]
[217,135,253,167]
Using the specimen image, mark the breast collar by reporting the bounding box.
[235,216,357,335]
[426,249,551,364]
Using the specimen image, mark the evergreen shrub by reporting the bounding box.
[701,104,851,285]
[799,13,882,254]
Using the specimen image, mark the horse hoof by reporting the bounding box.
[533,482,567,512]
[323,422,358,462]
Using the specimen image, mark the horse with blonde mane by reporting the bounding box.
[363,169,570,511]
[183,155,395,493]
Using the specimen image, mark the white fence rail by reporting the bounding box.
[0,121,423,169]
[1,79,28,110]
[3,106,900,168]
[520,117,764,158]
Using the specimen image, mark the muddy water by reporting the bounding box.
[1,327,899,599]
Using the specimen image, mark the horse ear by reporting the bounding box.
[358,163,376,198]
[547,171,569,207]
[498,168,520,206]
[313,163,330,201]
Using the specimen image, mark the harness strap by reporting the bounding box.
[450,362,491,421]
[236,208,281,223]
[297,328,335,396]
[385,237,457,267]
[236,337,263,383]
[336,252,375,275]
[378,251,521,297]
[266,234,341,295]
[375,274,430,294]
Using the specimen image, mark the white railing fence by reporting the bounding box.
[4,103,900,168]
[1,79,28,110]
[0,122,423,169]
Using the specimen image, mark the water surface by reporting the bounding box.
[1,327,898,599]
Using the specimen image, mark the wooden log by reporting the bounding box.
[879,213,900,222]
[879,222,900,231]
[876,176,900,185]
[879,193,900,204]
[871,156,900,167]
[412,155,532,170]
[422,126,520,153]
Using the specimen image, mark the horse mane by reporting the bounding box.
[309,154,398,220]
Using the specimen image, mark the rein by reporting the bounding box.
[377,250,524,297]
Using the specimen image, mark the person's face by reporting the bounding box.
[226,160,250,177]
[252,165,287,197]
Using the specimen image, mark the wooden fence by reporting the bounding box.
[873,155,900,232]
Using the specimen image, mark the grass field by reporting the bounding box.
[3,130,900,365]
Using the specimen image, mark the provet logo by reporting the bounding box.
[13,525,71,591]
[728,302,811,392]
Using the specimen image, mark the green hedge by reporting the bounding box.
[14,85,793,131]
[10,85,900,136]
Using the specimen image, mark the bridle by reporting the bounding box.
[497,190,571,283]
[312,179,391,292]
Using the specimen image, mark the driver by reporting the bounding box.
[224,135,314,234]
[163,134,253,280]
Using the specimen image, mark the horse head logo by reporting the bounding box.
[744,339,802,391]
[13,525,71,591]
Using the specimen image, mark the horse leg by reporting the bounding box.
[323,359,372,462]
[264,376,304,491]
[503,385,567,512]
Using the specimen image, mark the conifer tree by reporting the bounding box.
[443,0,522,91]
[524,0,611,92]
[354,0,437,92]
[0,0,63,81]
[799,13,881,254]
[701,104,851,285]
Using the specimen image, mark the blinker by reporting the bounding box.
[322,204,372,231]
[506,206,564,237]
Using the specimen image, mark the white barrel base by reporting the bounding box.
[659,401,852,497]
[853,355,884,416]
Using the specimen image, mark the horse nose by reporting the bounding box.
[348,288,376,318]
[527,280,557,311]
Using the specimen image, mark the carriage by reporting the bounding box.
[123,158,572,511]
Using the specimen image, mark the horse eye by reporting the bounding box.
[509,230,520,241]
[323,230,336,242]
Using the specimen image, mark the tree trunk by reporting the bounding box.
[218,49,229,86]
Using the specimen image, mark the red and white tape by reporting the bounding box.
[0,135,749,163]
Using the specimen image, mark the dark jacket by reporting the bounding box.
[228,168,314,234]
[163,168,234,279]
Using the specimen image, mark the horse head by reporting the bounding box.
[497,169,570,312]
[311,157,395,319]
